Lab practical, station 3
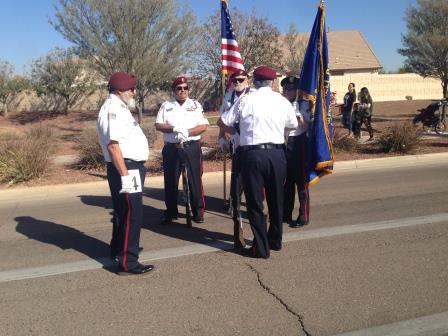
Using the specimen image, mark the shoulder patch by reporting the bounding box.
[108,112,117,120]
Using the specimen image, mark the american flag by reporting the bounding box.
[221,0,245,75]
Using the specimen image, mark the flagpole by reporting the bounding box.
[221,71,227,209]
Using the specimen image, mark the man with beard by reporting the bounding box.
[155,76,209,225]
[281,75,311,228]
[97,71,154,275]
[218,70,254,250]
[219,66,298,259]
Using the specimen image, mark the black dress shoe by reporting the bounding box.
[192,215,204,223]
[240,246,269,259]
[290,218,309,228]
[268,242,282,251]
[117,263,154,276]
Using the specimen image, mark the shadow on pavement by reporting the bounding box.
[78,187,243,253]
[15,216,116,272]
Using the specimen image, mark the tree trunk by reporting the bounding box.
[3,103,8,118]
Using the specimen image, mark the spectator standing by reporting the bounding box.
[342,82,357,136]
[354,87,374,140]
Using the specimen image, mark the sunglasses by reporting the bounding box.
[232,78,246,84]
[176,86,189,91]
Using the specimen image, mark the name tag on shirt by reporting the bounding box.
[128,169,142,193]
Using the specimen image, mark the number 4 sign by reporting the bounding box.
[127,169,142,193]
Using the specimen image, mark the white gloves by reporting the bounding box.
[120,175,134,194]
[173,126,189,139]
[175,132,188,143]
[218,137,227,150]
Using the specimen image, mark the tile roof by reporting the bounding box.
[282,30,383,72]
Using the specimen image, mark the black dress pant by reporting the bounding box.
[241,147,286,258]
[284,134,310,223]
[107,160,145,271]
[162,141,205,219]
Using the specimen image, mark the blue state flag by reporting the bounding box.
[298,2,334,186]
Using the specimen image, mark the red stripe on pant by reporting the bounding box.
[199,145,206,215]
[122,194,132,271]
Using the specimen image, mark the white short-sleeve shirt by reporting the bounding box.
[156,98,209,143]
[97,94,149,162]
[287,99,313,137]
[221,87,298,146]
[219,87,255,148]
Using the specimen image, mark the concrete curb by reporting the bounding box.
[1,152,447,199]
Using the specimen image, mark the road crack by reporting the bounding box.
[246,263,311,336]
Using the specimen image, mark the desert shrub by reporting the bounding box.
[0,125,55,184]
[377,122,421,154]
[75,127,105,169]
[76,125,158,169]
[332,129,358,153]
[142,125,158,148]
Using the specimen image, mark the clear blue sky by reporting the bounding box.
[0,0,416,74]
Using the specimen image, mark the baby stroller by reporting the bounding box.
[413,100,447,135]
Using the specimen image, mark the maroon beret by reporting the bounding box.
[108,72,137,91]
[253,66,277,80]
[172,76,188,89]
[230,69,248,79]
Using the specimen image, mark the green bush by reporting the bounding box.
[377,122,421,154]
[0,125,56,184]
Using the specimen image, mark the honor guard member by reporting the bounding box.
[97,72,154,275]
[219,66,298,259]
[281,76,312,228]
[218,70,255,250]
[155,76,209,225]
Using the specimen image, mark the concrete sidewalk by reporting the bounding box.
[2,152,448,200]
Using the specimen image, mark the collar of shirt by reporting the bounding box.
[110,93,130,111]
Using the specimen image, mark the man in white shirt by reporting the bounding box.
[281,76,312,228]
[155,76,209,225]
[219,66,298,259]
[97,72,153,275]
[218,70,255,250]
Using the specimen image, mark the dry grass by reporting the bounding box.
[332,129,359,153]
[75,127,105,169]
[0,125,56,184]
[377,121,421,154]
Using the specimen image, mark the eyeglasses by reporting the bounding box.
[232,78,246,84]
[176,86,189,91]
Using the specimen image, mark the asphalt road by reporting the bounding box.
[0,154,448,336]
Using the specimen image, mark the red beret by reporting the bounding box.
[253,66,277,80]
[230,69,248,79]
[108,72,137,91]
[172,76,188,89]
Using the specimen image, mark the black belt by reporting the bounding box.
[124,158,145,164]
[165,140,198,148]
[239,143,284,151]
